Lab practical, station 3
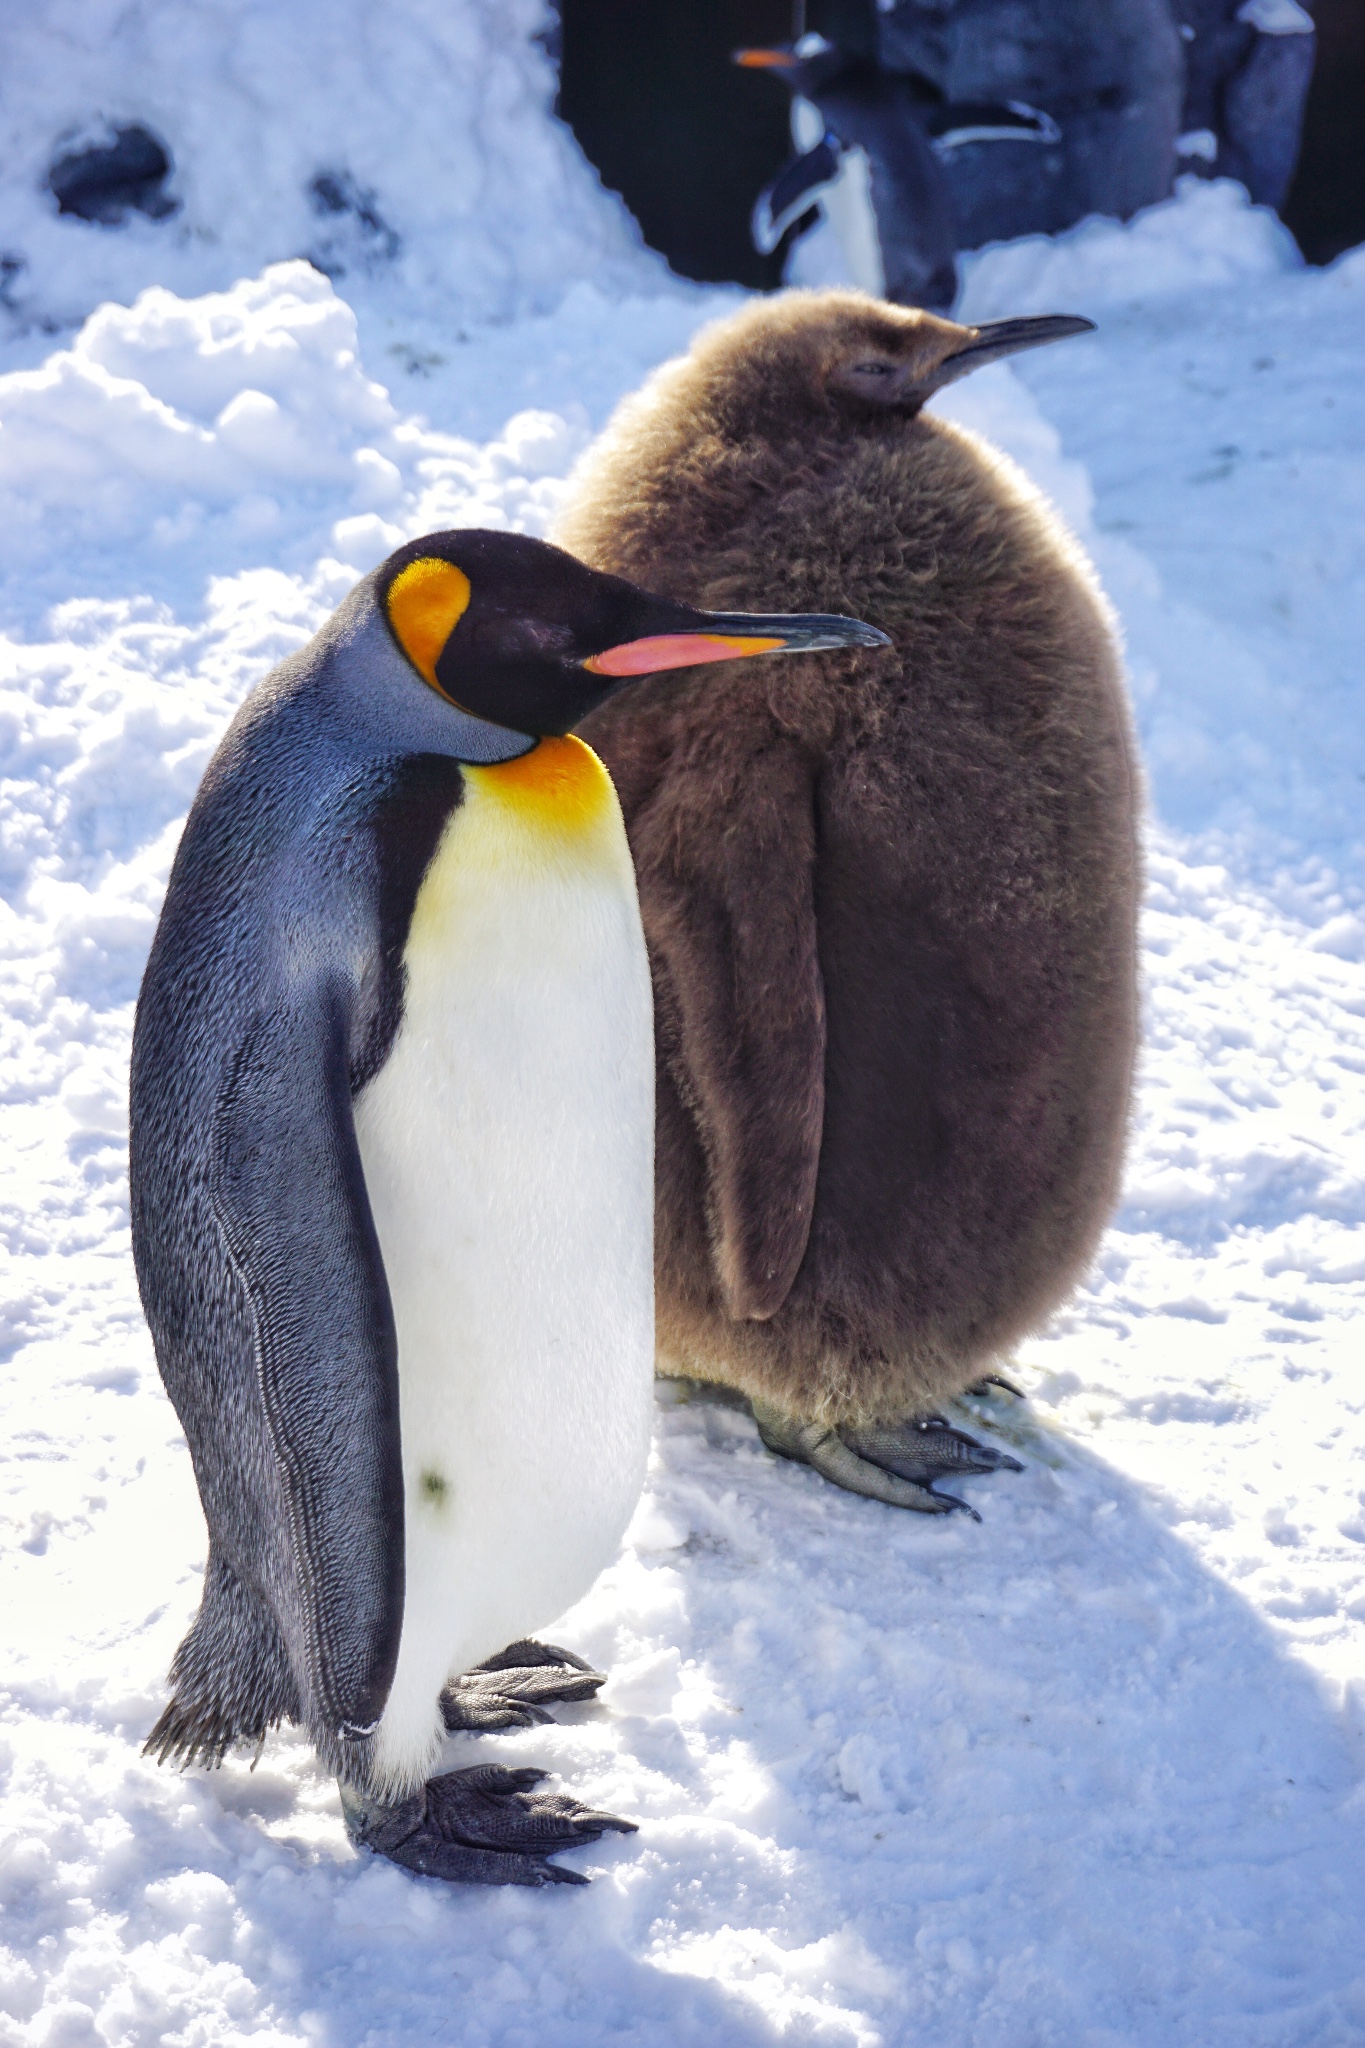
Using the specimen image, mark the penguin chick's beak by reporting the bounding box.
[920,314,1095,398]
[584,613,891,678]
[832,314,1095,409]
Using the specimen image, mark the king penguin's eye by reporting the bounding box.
[515,619,576,657]
[463,614,575,662]
[850,361,895,377]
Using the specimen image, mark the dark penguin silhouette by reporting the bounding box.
[130,528,884,1883]
[876,0,1183,246]
[738,33,962,310]
[737,29,1060,310]
[1174,0,1315,210]
[558,293,1140,1515]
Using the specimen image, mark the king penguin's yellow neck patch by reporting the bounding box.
[467,735,615,840]
[386,557,472,691]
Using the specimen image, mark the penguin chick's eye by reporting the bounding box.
[830,357,907,404]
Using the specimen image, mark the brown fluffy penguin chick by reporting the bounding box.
[555,289,1140,1515]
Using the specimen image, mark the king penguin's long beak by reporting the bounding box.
[584,613,890,678]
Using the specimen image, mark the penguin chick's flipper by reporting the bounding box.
[341,1765,636,1887]
[635,737,825,1323]
[440,1641,606,1732]
[753,1400,1022,1519]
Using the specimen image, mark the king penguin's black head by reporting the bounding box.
[376,529,889,740]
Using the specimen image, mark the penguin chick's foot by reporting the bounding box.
[752,1400,1021,1519]
[440,1640,606,1732]
[341,1764,636,1887]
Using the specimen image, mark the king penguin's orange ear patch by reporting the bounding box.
[386,557,472,690]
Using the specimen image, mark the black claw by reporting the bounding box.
[928,1488,983,1523]
[968,1372,1025,1400]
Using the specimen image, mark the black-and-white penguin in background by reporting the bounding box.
[129,529,885,1886]
[736,23,1059,311]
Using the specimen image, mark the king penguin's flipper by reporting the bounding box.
[440,1642,606,1732]
[341,1765,636,1888]
[212,986,404,1756]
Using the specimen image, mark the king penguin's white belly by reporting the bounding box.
[352,737,654,1795]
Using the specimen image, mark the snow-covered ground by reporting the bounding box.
[1,33,1363,2041]
[0,0,661,339]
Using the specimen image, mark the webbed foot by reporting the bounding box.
[341,1763,636,1887]
[753,1400,1022,1519]
[840,1416,1023,1519]
[440,1640,605,1732]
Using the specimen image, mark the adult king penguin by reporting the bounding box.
[557,293,1141,1517]
[129,528,886,1884]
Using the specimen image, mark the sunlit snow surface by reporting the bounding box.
[0,0,662,336]
[2,182,1364,2044]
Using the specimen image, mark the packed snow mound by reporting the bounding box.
[958,177,1303,321]
[0,262,600,626]
[0,0,661,336]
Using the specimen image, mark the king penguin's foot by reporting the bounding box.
[752,1399,1022,1519]
[439,1640,606,1732]
[340,1764,636,1887]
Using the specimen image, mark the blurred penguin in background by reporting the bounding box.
[737,27,961,310]
[554,0,1328,310]
[741,0,1192,293]
[1172,0,1315,208]
[865,0,1186,247]
[737,0,1060,309]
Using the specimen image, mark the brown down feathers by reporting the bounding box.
[556,289,1141,1428]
